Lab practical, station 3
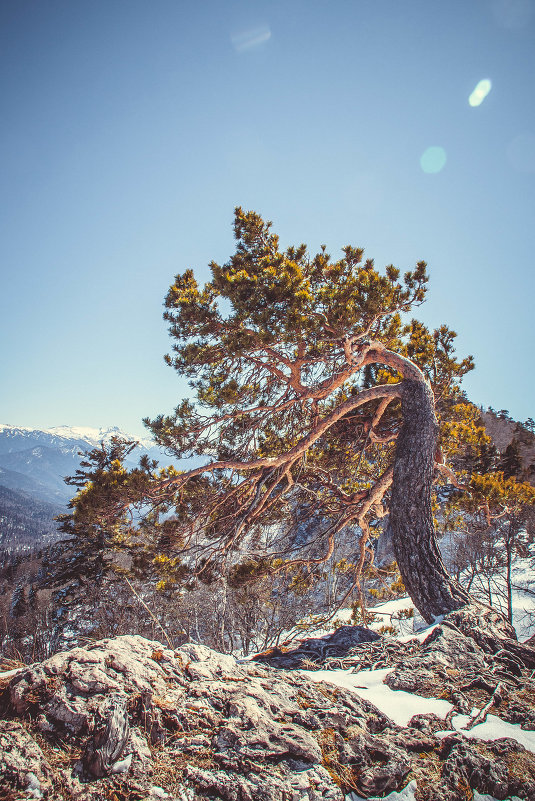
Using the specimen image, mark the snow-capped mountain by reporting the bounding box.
[0,424,204,549]
[45,425,155,450]
[0,423,154,455]
[0,423,172,505]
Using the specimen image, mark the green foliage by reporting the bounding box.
[227,558,272,587]
[146,210,475,552]
[350,603,379,625]
[377,625,398,636]
[469,471,535,514]
[499,439,523,479]
[51,438,155,588]
[395,607,414,619]
[58,209,484,606]
[149,207,432,465]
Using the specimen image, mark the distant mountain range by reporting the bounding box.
[0,484,62,549]
[0,424,177,550]
[1,412,533,551]
[0,424,170,504]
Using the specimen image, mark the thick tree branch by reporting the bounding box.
[158,382,402,492]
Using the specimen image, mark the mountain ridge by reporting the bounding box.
[0,423,175,550]
[0,423,154,452]
[1,410,533,552]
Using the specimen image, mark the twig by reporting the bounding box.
[462,682,506,730]
[122,575,173,649]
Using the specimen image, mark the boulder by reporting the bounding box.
[251,624,380,668]
[1,613,535,801]
[0,634,398,800]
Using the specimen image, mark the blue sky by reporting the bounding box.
[1,0,534,437]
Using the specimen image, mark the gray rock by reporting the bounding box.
[336,728,411,796]
[0,720,54,798]
[438,734,535,801]
[252,625,380,668]
[0,634,394,800]
[2,618,535,801]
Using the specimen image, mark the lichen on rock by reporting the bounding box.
[1,617,535,800]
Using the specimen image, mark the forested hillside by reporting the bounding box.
[0,485,61,549]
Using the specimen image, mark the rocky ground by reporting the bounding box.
[1,604,535,801]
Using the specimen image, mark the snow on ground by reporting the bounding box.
[301,666,453,728]
[302,592,535,800]
[280,596,419,644]
[346,779,418,801]
[437,712,535,754]
[365,577,535,642]
[332,576,535,643]
[346,785,521,801]
[306,660,535,753]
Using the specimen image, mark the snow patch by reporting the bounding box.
[347,779,418,801]
[437,712,535,753]
[302,666,453,728]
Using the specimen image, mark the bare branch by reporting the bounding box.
[159,383,402,491]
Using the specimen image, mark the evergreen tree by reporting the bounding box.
[468,472,535,622]
[10,582,27,619]
[44,437,157,640]
[60,209,487,623]
[499,439,523,479]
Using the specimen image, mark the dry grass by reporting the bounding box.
[149,739,217,797]
[0,658,25,672]
[31,723,211,800]
[300,657,321,670]
[0,789,26,801]
[31,727,79,797]
[504,746,535,784]
[409,750,444,801]
[316,727,363,794]
[0,659,24,694]
[516,679,535,707]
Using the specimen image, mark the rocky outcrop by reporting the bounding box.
[251,624,380,668]
[481,410,535,480]
[1,611,535,801]
[383,605,535,733]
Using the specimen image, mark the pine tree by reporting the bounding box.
[10,582,27,619]
[144,208,477,621]
[499,439,523,479]
[44,437,157,643]
[61,209,486,623]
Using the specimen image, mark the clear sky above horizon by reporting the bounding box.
[1,0,534,438]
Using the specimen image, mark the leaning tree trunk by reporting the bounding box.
[389,377,471,622]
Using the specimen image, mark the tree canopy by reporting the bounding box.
[62,208,489,623]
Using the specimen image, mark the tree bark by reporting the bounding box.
[83,694,130,777]
[389,378,471,622]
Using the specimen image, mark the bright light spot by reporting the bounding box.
[506,132,535,174]
[469,79,492,107]
[231,25,271,53]
[420,146,447,174]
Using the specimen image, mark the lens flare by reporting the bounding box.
[231,25,271,52]
[420,146,447,174]
[469,79,492,107]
